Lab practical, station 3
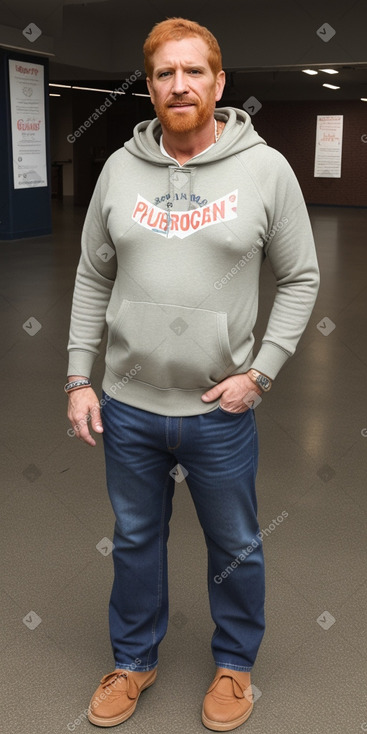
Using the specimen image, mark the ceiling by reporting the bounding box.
[1,0,367,102]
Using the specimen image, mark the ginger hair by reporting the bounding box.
[143,17,222,79]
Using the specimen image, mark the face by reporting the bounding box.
[146,37,225,135]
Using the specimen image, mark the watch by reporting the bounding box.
[248,369,272,392]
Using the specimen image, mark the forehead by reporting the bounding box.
[151,36,211,70]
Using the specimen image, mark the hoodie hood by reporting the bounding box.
[124,106,267,166]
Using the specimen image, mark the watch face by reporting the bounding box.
[257,375,270,390]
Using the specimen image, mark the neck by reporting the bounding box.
[161,116,217,165]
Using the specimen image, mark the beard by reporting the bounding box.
[154,95,215,135]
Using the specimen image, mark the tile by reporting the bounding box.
[252,632,367,734]
[263,338,367,464]
[0,484,100,609]
[262,478,367,608]
[335,580,367,661]
[330,440,367,514]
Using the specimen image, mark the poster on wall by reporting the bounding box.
[314,115,343,178]
[8,59,48,189]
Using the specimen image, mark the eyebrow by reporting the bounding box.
[154,62,208,74]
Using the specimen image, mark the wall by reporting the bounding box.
[244,100,367,207]
[49,93,74,196]
[48,93,367,207]
[68,91,152,206]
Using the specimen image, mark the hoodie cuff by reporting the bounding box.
[67,349,97,379]
[250,341,291,381]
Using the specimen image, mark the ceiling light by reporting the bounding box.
[323,83,340,90]
[50,93,61,97]
[49,83,72,88]
[71,86,125,94]
[320,68,339,74]
[302,69,318,75]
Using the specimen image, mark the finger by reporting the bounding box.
[74,421,97,447]
[201,384,223,402]
[68,409,97,446]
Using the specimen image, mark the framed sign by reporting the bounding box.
[314,115,343,178]
[8,59,48,188]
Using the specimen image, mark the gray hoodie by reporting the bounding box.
[67,107,320,416]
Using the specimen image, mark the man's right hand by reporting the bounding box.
[67,377,103,446]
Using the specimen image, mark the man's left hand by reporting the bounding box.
[201,373,263,413]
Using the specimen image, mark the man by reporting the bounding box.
[66,17,319,731]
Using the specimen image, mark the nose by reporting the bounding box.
[171,70,189,96]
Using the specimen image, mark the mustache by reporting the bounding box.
[166,98,197,107]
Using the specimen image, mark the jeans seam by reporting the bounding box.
[214,662,253,672]
[115,660,158,672]
[165,416,182,449]
[147,469,171,667]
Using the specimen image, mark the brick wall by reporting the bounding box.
[252,100,367,207]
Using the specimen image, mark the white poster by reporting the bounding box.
[314,115,343,178]
[8,59,48,189]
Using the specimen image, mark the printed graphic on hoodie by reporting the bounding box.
[132,189,238,239]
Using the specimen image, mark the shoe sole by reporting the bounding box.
[201,702,254,731]
[87,669,157,727]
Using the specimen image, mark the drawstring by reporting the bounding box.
[166,165,197,237]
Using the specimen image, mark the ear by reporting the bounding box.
[146,77,155,104]
[215,70,226,102]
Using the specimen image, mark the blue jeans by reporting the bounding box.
[101,394,265,673]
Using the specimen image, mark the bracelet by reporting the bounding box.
[64,379,91,394]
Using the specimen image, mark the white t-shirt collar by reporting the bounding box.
[159,134,215,166]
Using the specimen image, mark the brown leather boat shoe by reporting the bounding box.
[87,667,157,727]
[202,667,254,731]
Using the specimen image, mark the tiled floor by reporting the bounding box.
[1,199,366,734]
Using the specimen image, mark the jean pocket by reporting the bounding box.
[218,404,247,416]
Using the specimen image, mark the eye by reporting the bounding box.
[188,69,201,74]
[158,71,171,78]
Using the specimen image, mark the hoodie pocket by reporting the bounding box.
[106,299,235,390]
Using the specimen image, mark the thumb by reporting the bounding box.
[201,383,223,402]
[90,403,103,433]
